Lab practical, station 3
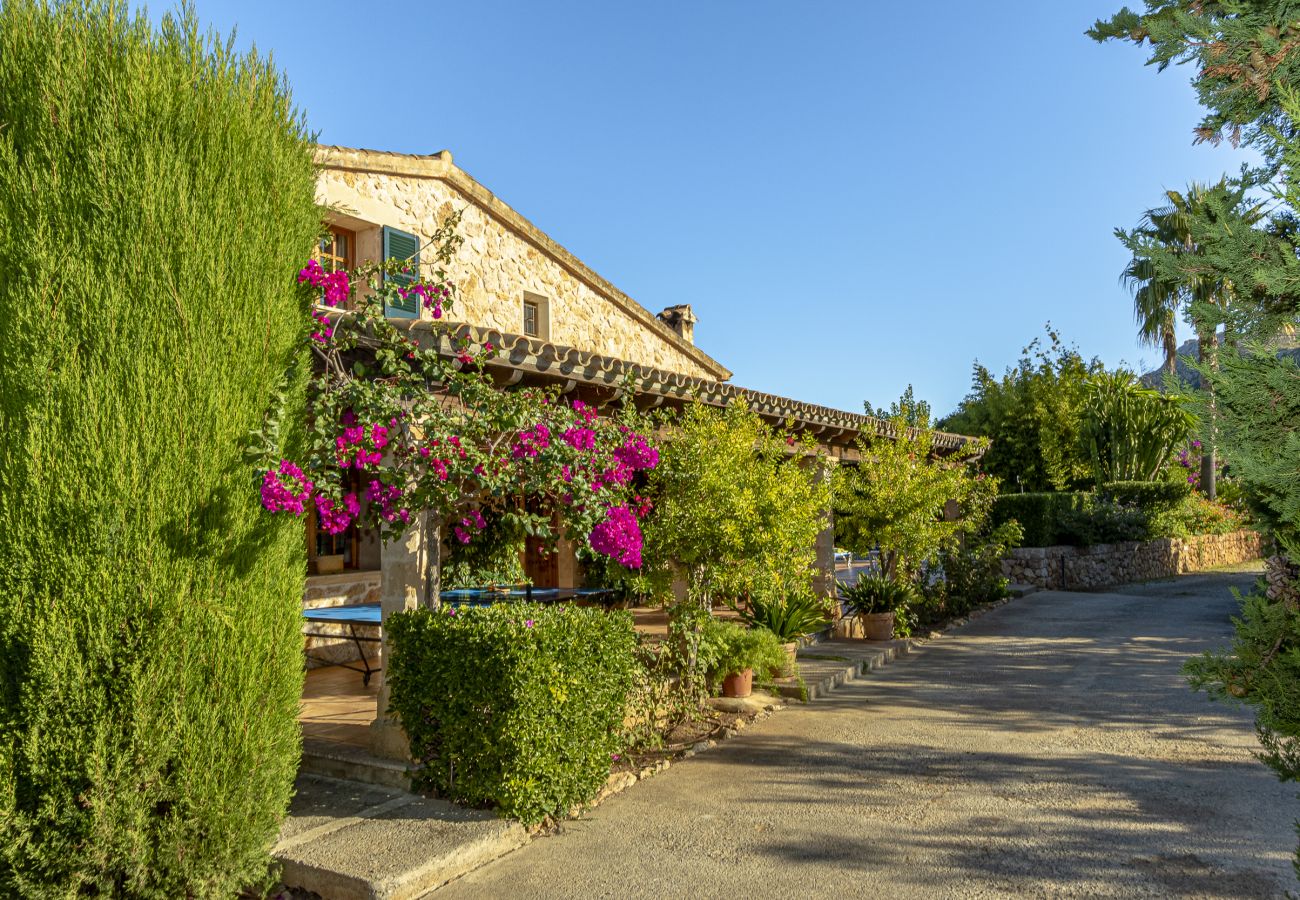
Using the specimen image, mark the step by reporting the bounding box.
[773,639,910,700]
[300,738,413,792]
[276,774,527,900]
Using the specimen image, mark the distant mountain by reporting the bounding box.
[1139,335,1300,389]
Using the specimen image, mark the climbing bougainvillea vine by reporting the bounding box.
[249,211,658,572]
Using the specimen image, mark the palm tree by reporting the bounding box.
[1121,252,1180,375]
[1119,177,1267,498]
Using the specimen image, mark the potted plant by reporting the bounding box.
[312,553,344,575]
[839,574,917,641]
[706,620,787,698]
[736,590,829,676]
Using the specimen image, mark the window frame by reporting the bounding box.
[318,225,355,274]
[522,292,550,340]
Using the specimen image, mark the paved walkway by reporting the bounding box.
[442,567,1296,898]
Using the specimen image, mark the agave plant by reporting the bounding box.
[739,591,829,642]
[838,574,918,617]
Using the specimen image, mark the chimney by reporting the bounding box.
[657,304,697,345]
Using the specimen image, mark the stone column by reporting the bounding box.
[811,457,838,600]
[369,511,432,760]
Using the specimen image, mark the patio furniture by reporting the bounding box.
[302,587,621,684]
[302,603,384,686]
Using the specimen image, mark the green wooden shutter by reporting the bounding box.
[382,226,420,318]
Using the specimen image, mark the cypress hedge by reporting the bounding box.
[0,2,319,895]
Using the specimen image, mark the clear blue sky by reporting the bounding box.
[188,0,1254,417]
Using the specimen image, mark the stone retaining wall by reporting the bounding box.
[302,571,382,667]
[1002,530,1265,591]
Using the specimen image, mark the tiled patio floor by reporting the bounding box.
[298,569,865,750]
[300,664,380,749]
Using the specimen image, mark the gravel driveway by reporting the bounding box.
[441,567,1296,899]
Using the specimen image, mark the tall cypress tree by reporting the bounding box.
[1094,0,1300,876]
[0,2,319,895]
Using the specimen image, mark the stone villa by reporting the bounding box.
[301,145,976,660]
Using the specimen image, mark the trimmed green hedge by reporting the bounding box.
[991,492,1091,547]
[387,604,639,826]
[1100,480,1192,511]
[0,3,318,895]
[994,482,1241,547]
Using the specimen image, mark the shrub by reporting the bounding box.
[1100,480,1192,512]
[0,3,318,896]
[839,575,919,616]
[1081,373,1195,484]
[835,391,987,581]
[701,619,787,682]
[386,604,638,826]
[736,590,829,642]
[640,402,829,607]
[925,519,1024,623]
[991,492,1091,547]
[1054,496,1151,544]
[1150,494,1246,539]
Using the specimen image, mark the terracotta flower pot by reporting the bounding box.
[773,641,798,678]
[859,611,895,641]
[721,667,753,698]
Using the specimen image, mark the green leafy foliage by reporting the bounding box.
[920,475,1023,624]
[0,3,318,895]
[993,488,1240,547]
[835,393,988,580]
[1100,480,1193,511]
[1186,348,1300,557]
[737,591,829,642]
[701,619,787,681]
[386,605,638,826]
[839,575,918,616]
[640,403,829,607]
[1094,6,1300,872]
[441,509,528,588]
[1186,584,1300,793]
[1088,2,1300,166]
[941,328,1104,492]
[1082,373,1197,484]
[1149,492,1246,539]
[993,491,1128,548]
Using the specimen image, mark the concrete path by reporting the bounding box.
[442,567,1297,898]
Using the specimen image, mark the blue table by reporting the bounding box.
[302,603,386,685]
[302,587,619,684]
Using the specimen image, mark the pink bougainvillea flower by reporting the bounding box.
[589,504,643,568]
[261,460,313,515]
[316,492,360,534]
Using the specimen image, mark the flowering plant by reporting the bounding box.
[249,213,658,591]
[1174,440,1225,489]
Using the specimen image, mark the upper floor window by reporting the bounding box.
[523,292,549,340]
[382,226,421,319]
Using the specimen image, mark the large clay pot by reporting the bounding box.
[721,667,753,698]
[859,611,895,641]
[774,642,798,677]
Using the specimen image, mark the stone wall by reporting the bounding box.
[302,571,382,667]
[316,151,723,380]
[1002,530,1266,591]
